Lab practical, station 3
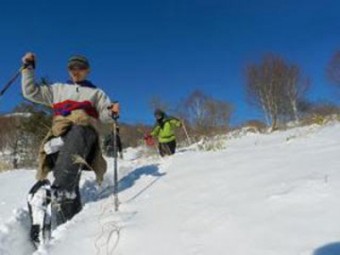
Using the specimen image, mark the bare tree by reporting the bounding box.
[246,54,308,130]
[182,90,209,131]
[179,90,233,136]
[14,102,52,167]
[327,50,340,86]
[0,115,24,169]
[246,56,281,129]
[283,65,310,122]
[0,100,53,169]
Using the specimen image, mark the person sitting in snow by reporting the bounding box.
[21,53,118,226]
[146,109,182,157]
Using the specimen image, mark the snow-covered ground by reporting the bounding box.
[0,123,340,255]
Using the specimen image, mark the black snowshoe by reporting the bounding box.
[27,179,52,248]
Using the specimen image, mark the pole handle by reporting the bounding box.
[107,101,120,121]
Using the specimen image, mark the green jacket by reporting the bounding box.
[151,117,181,143]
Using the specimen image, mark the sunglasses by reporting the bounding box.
[69,67,88,71]
[68,62,89,71]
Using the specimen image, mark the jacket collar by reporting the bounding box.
[66,80,97,89]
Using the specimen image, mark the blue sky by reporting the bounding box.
[0,0,339,125]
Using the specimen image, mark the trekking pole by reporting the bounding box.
[111,109,120,212]
[0,64,27,101]
[181,121,192,146]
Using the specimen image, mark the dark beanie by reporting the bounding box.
[68,55,90,69]
[154,109,165,118]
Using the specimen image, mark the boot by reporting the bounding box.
[52,188,82,226]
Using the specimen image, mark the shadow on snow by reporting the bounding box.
[313,242,340,255]
[81,164,166,204]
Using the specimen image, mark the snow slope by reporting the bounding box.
[1,123,340,255]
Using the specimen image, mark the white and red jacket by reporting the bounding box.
[22,69,113,123]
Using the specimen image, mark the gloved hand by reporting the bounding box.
[144,133,152,140]
[22,52,36,69]
[144,133,155,147]
[108,101,120,119]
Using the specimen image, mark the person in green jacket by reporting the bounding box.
[150,109,182,157]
